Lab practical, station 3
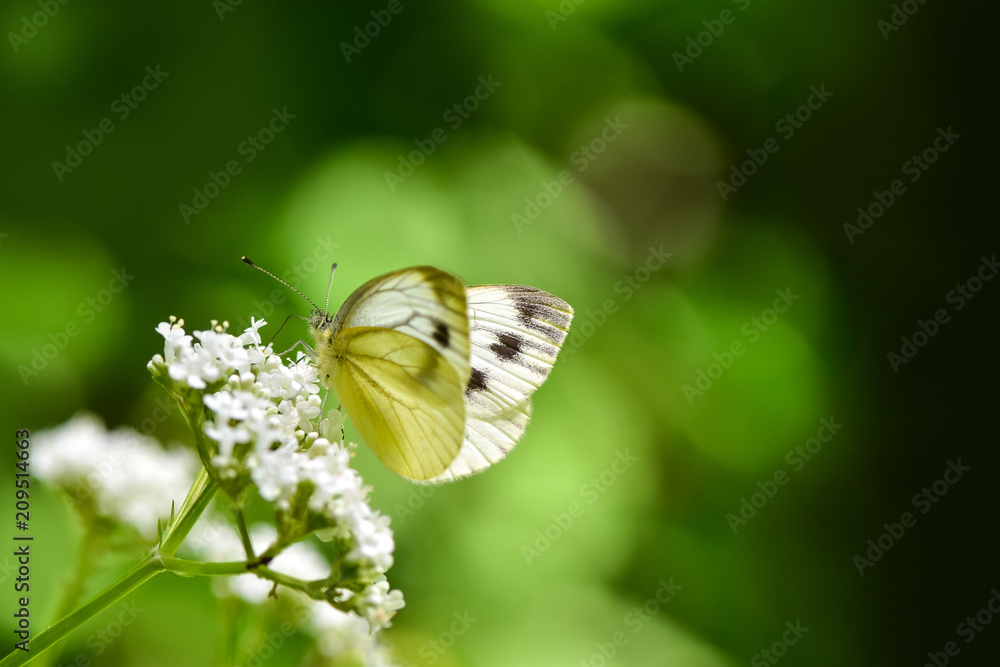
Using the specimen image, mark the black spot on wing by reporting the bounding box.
[466,368,488,395]
[490,333,523,361]
[432,321,450,348]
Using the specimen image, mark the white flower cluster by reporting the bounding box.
[154,317,264,390]
[33,412,198,539]
[149,317,395,575]
[252,439,396,573]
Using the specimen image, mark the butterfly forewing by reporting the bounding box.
[425,285,574,482]
[333,266,471,388]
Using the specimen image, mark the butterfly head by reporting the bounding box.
[307,308,334,336]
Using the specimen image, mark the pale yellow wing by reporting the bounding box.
[333,326,465,480]
[332,266,470,388]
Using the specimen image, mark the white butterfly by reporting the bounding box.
[245,260,573,482]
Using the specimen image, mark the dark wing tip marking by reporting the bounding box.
[467,368,488,395]
[513,293,573,332]
[432,321,450,348]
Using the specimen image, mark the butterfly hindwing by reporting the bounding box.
[424,285,574,482]
[332,326,465,480]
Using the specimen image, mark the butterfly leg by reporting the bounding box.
[277,339,317,360]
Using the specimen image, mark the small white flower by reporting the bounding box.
[240,317,267,346]
[349,512,396,574]
[356,575,405,630]
[155,321,191,365]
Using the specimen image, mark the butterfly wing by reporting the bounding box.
[325,267,470,480]
[333,266,470,387]
[424,285,574,483]
[333,326,466,480]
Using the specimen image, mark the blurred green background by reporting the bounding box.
[1,0,995,665]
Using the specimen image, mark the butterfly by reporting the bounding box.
[244,260,573,483]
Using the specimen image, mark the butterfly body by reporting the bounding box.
[307,265,572,483]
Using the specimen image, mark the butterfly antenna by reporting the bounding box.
[324,262,338,313]
[241,256,323,313]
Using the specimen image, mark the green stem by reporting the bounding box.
[162,557,327,604]
[253,567,307,592]
[0,557,164,667]
[234,507,255,560]
[160,467,217,556]
[161,558,315,596]
[161,558,248,577]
